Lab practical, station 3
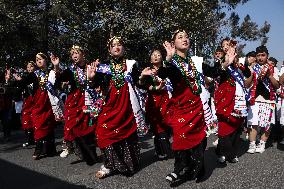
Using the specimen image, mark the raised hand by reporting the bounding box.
[156,80,166,90]
[50,53,60,67]
[5,69,10,82]
[163,41,175,61]
[223,45,236,68]
[141,67,154,76]
[13,73,22,81]
[266,64,274,78]
[87,59,100,80]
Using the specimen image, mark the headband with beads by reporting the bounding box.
[171,29,187,41]
[26,61,36,67]
[70,45,84,53]
[107,36,124,48]
[36,52,48,60]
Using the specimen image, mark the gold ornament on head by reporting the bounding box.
[36,52,47,60]
[26,61,36,66]
[107,36,124,48]
[171,29,187,41]
[70,45,84,54]
[72,45,83,50]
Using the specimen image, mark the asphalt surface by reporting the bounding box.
[0,126,283,189]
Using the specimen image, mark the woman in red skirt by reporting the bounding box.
[21,61,36,147]
[162,30,209,184]
[139,48,172,160]
[91,36,141,178]
[52,46,98,165]
[18,53,57,159]
[204,38,250,164]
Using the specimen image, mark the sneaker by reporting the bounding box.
[255,143,265,153]
[60,149,70,158]
[247,143,256,154]
[217,156,226,163]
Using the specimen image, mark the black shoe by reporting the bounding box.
[23,142,30,147]
[217,156,226,164]
[228,157,239,163]
[279,138,284,145]
[166,172,179,184]
[195,167,206,183]
[157,154,168,161]
[33,141,42,160]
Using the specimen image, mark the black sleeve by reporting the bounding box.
[56,69,73,83]
[53,68,74,90]
[130,61,150,90]
[157,67,168,80]
[17,72,38,88]
[13,73,38,96]
[91,72,108,88]
[203,61,226,78]
[158,63,182,91]
[242,63,251,78]
[131,62,141,86]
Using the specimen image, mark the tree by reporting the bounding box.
[0,0,270,69]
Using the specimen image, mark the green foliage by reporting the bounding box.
[0,0,270,68]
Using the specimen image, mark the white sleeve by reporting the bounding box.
[279,67,284,76]
[273,67,279,81]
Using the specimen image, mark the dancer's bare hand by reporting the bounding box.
[163,41,175,61]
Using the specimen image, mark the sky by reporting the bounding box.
[235,0,284,66]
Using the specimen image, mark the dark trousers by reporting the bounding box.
[216,127,241,160]
[0,110,12,138]
[154,131,172,157]
[173,138,207,179]
[75,133,98,166]
[34,131,56,157]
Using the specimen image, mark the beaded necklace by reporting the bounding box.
[38,69,49,91]
[227,76,236,87]
[72,65,86,91]
[109,58,126,89]
[173,54,202,95]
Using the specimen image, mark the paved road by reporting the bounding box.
[0,128,283,189]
